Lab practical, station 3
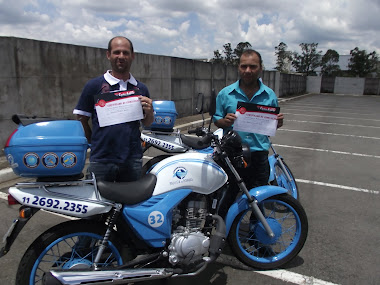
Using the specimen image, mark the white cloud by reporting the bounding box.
[0,0,379,69]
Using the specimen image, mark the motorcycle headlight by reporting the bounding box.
[221,130,242,150]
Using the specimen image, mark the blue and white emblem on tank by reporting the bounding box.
[23,153,39,168]
[42,153,59,168]
[173,167,187,179]
[61,152,77,168]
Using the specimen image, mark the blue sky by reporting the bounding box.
[1,0,379,69]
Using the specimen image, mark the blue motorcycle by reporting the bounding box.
[1,113,307,285]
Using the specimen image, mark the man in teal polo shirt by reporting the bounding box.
[213,49,284,190]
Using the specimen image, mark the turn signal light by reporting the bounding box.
[7,194,20,206]
[19,207,32,219]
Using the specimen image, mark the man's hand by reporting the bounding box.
[139,96,154,126]
[215,113,237,129]
[277,113,284,128]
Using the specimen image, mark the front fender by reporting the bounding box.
[224,185,287,234]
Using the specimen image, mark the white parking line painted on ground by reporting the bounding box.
[0,191,8,200]
[175,118,211,129]
[286,119,380,129]
[283,112,380,122]
[256,269,340,285]
[286,104,372,114]
[273,143,380,159]
[283,108,378,117]
[296,179,379,195]
[278,128,380,140]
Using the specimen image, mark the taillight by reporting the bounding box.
[4,129,18,148]
[8,194,20,206]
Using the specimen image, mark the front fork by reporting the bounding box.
[224,156,275,238]
[270,144,293,183]
[0,206,40,257]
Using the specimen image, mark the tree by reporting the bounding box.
[348,47,378,77]
[212,50,224,64]
[292,43,322,75]
[212,42,252,66]
[223,43,234,65]
[234,42,252,65]
[321,49,341,76]
[275,42,293,73]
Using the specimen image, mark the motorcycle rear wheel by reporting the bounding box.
[228,194,308,270]
[16,220,124,285]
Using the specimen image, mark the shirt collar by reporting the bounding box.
[103,70,138,90]
[230,79,265,99]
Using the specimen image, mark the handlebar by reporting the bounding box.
[188,126,207,137]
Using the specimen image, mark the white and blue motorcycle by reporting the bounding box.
[1,113,308,285]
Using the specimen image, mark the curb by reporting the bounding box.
[0,168,17,184]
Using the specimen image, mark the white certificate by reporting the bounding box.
[233,102,280,136]
[95,92,144,127]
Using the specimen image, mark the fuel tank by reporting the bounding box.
[149,153,227,195]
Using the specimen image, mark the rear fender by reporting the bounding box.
[8,184,112,218]
[224,185,287,234]
[0,206,40,257]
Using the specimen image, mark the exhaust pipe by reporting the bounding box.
[43,268,174,285]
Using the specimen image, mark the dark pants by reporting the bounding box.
[87,158,143,182]
[217,151,269,218]
[238,150,270,189]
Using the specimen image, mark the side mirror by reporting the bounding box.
[209,89,216,117]
[195,93,204,114]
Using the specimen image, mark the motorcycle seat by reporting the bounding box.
[97,173,157,205]
[180,134,211,150]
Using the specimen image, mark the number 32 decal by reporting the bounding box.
[148,211,164,228]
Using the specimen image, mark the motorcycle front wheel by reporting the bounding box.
[16,220,124,285]
[228,194,308,270]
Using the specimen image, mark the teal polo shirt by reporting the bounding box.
[213,79,279,152]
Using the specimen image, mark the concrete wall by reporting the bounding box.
[307,76,380,95]
[307,76,322,93]
[0,36,306,147]
[334,77,365,95]
[279,73,306,97]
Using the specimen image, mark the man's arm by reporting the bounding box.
[77,115,92,143]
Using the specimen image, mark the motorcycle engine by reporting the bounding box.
[169,196,210,265]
